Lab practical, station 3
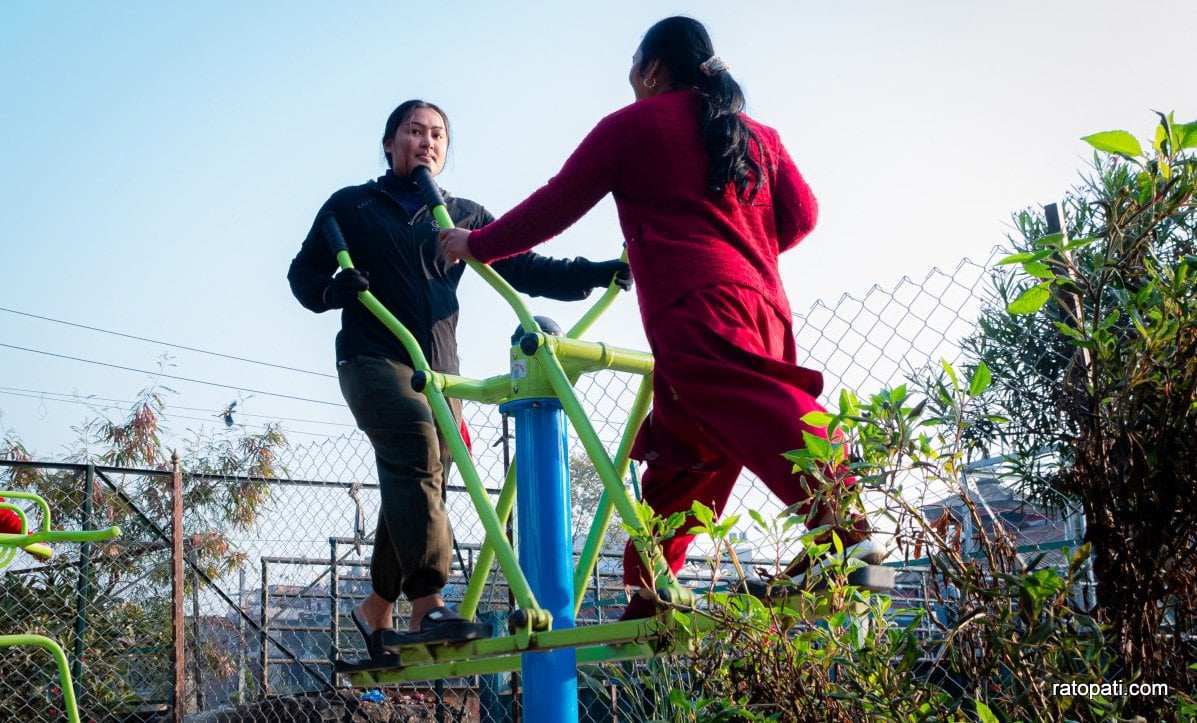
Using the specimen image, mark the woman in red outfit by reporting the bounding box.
[440,16,881,618]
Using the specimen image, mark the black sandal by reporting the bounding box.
[352,606,405,660]
[351,606,373,644]
[379,606,491,651]
[366,629,405,660]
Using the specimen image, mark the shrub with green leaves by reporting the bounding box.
[968,111,1197,716]
[601,110,1197,717]
[602,357,1123,720]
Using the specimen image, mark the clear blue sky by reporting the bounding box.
[1,1,1192,457]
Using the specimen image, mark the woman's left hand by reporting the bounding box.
[438,228,475,264]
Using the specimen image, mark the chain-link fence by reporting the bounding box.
[2,248,1094,722]
[1,462,179,722]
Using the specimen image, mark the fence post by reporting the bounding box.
[260,559,269,697]
[171,452,185,723]
[501,413,522,721]
[191,563,205,711]
[328,537,338,669]
[238,567,247,704]
[71,463,95,708]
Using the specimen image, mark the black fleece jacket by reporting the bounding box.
[288,174,612,373]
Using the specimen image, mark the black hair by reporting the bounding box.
[381,99,450,166]
[637,16,762,202]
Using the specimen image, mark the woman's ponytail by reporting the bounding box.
[639,17,762,202]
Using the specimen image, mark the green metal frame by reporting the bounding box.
[0,490,120,563]
[328,198,697,678]
[0,489,121,723]
[0,501,28,566]
[0,634,81,722]
[331,194,894,686]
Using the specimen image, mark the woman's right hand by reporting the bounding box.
[438,227,475,264]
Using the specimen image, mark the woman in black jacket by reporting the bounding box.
[289,99,629,655]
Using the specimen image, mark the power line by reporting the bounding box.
[0,343,343,407]
[0,387,355,429]
[0,391,357,443]
[0,306,334,378]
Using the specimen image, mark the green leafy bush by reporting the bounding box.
[603,111,1196,722]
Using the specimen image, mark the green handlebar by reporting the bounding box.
[0,491,120,563]
[411,165,543,338]
[333,249,432,372]
[1,490,53,533]
[567,247,629,339]
[0,526,121,548]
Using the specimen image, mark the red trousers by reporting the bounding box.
[622,284,846,587]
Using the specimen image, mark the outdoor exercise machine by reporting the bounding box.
[0,490,121,723]
[330,166,892,722]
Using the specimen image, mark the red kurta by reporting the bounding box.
[467,89,817,331]
[468,89,841,586]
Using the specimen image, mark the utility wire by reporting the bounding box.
[0,391,355,442]
[0,387,355,429]
[0,343,342,407]
[0,306,334,378]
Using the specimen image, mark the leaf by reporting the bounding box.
[802,431,833,462]
[838,388,860,417]
[997,251,1037,265]
[1002,248,1057,264]
[974,700,999,723]
[1177,121,1197,150]
[1097,309,1121,331]
[1062,235,1100,251]
[800,411,833,430]
[1007,283,1051,315]
[748,509,768,529]
[969,362,992,396]
[1081,130,1143,158]
[1135,170,1156,203]
[940,359,959,390]
[1127,306,1149,338]
[1069,542,1092,575]
[1032,232,1065,249]
[905,397,927,420]
[1154,110,1172,153]
[1021,260,1056,279]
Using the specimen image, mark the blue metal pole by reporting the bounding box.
[502,397,577,723]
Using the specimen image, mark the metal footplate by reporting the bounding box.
[335,613,698,686]
[336,565,896,686]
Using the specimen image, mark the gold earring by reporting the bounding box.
[643,76,656,89]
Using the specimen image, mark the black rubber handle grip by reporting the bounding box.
[321,215,349,255]
[411,165,446,210]
[519,334,541,357]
